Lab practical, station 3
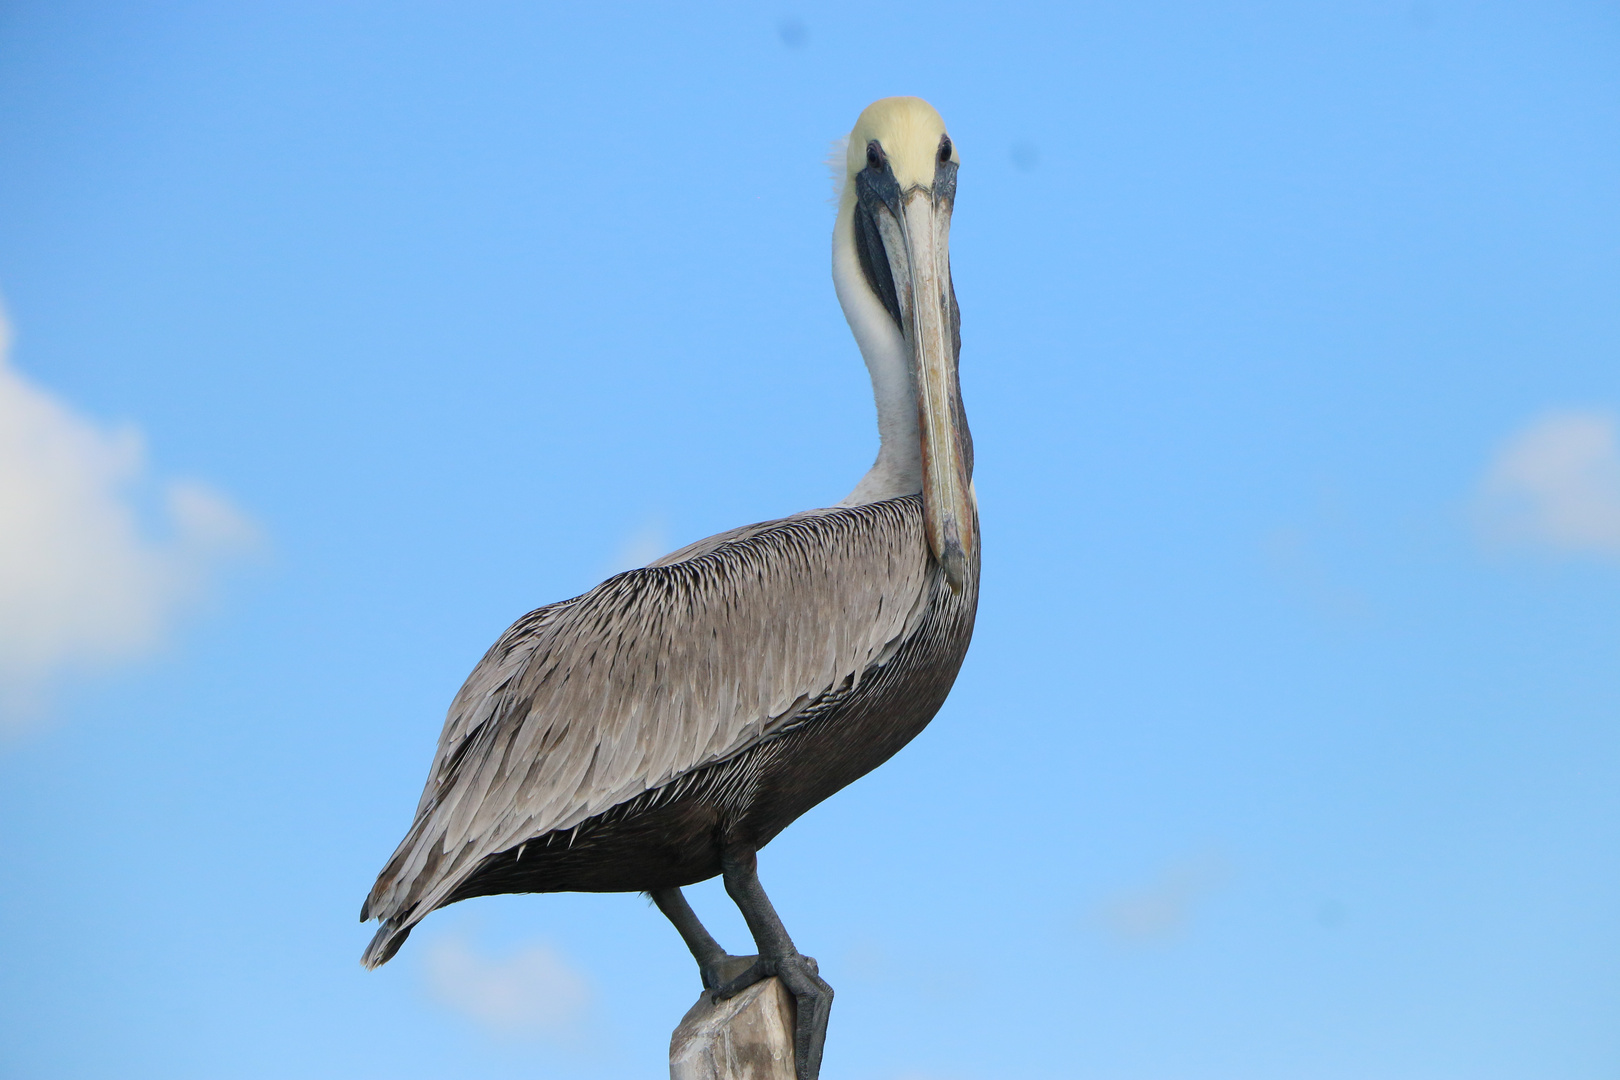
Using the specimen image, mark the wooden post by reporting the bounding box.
[669,977,796,1080]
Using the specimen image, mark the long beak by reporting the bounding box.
[892,188,976,590]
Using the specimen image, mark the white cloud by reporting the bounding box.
[1094,853,1231,945]
[423,934,591,1040]
[1476,410,1620,559]
[0,314,257,727]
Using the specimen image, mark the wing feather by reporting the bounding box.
[361,498,930,940]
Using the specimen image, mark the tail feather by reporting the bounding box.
[361,919,414,969]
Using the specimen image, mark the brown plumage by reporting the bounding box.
[361,494,976,967]
[363,96,974,1080]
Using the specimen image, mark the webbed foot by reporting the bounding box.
[712,950,832,1080]
[699,952,759,992]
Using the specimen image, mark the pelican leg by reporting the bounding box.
[650,886,758,991]
[712,846,834,1080]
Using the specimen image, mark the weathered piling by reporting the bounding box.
[669,978,796,1080]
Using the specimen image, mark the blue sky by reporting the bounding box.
[2,2,1617,1078]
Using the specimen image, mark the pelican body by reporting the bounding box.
[362,98,976,1080]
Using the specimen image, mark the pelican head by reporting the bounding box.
[833,97,975,590]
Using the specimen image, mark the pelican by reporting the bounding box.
[362,97,976,1080]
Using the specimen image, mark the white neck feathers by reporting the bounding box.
[832,195,922,507]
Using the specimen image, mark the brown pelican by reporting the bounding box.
[361,96,976,1080]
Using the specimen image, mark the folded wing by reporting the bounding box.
[361,497,931,957]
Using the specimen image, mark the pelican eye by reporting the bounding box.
[938,135,952,162]
[865,140,883,170]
